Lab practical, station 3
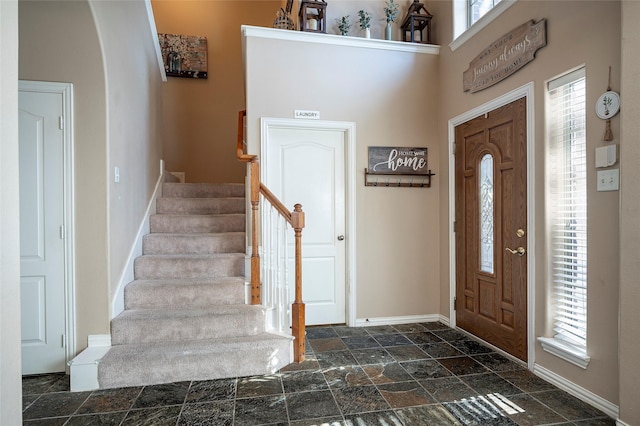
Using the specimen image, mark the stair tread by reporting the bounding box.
[97,333,292,388]
[137,253,245,259]
[143,232,245,239]
[103,332,292,356]
[127,276,245,285]
[115,304,262,320]
[151,213,246,218]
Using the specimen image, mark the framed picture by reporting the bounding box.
[158,33,208,79]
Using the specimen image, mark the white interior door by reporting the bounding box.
[19,87,67,374]
[265,125,346,325]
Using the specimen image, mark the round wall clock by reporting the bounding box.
[596,91,620,119]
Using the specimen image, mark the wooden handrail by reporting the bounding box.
[237,110,255,163]
[236,110,306,363]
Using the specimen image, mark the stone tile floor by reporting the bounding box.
[22,322,616,425]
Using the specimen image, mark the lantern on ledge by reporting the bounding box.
[400,0,432,44]
[299,0,327,33]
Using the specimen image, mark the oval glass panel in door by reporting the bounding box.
[479,153,494,274]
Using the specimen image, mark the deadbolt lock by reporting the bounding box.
[516,229,525,238]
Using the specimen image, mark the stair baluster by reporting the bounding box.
[237,110,306,363]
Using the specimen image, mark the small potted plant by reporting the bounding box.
[383,0,399,40]
[336,15,351,36]
[357,10,371,38]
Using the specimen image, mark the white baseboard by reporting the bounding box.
[617,420,631,426]
[69,334,112,392]
[88,334,111,347]
[355,314,444,327]
[110,172,164,318]
[533,363,619,420]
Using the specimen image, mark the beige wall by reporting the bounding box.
[433,0,621,405]
[247,0,624,410]
[245,33,442,321]
[19,0,111,349]
[1,1,22,423]
[152,0,281,183]
[88,0,165,308]
[619,1,640,424]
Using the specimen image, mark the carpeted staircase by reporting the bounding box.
[97,181,292,389]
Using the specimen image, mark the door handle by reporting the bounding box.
[337,235,345,241]
[505,246,526,256]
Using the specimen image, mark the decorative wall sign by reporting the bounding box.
[158,33,208,79]
[368,146,429,175]
[365,146,435,187]
[463,19,546,93]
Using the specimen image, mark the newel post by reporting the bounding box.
[250,160,261,305]
[291,203,306,362]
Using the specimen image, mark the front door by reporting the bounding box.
[265,125,346,325]
[19,86,68,374]
[454,97,528,361]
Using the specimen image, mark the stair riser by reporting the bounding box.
[156,198,245,215]
[162,183,245,198]
[134,256,244,280]
[124,281,245,309]
[97,337,291,389]
[150,214,245,233]
[111,311,264,345]
[142,233,245,255]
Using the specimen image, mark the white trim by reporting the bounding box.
[533,363,619,420]
[242,25,440,56]
[144,0,166,82]
[87,334,111,348]
[538,337,590,369]
[617,420,632,426]
[260,118,357,326]
[110,170,164,318]
[19,80,76,373]
[448,82,535,369]
[450,0,518,52]
[355,314,441,327]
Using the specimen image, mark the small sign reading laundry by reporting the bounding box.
[463,19,546,93]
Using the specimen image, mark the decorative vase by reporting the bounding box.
[364,28,371,38]
[385,22,392,40]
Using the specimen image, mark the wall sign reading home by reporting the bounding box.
[365,146,434,187]
[463,19,546,93]
[158,33,208,79]
[368,146,429,175]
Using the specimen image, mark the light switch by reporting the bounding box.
[597,169,619,191]
[114,166,120,183]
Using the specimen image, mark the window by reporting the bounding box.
[450,0,516,51]
[469,0,502,27]
[479,154,494,274]
[539,68,590,368]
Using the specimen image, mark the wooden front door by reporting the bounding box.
[454,97,528,361]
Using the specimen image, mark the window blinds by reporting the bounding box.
[548,69,588,350]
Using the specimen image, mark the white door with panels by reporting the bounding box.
[19,83,70,374]
[264,124,347,325]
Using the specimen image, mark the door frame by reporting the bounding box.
[448,83,535,368]
[19,80,76,370]
[260,117,357,326]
